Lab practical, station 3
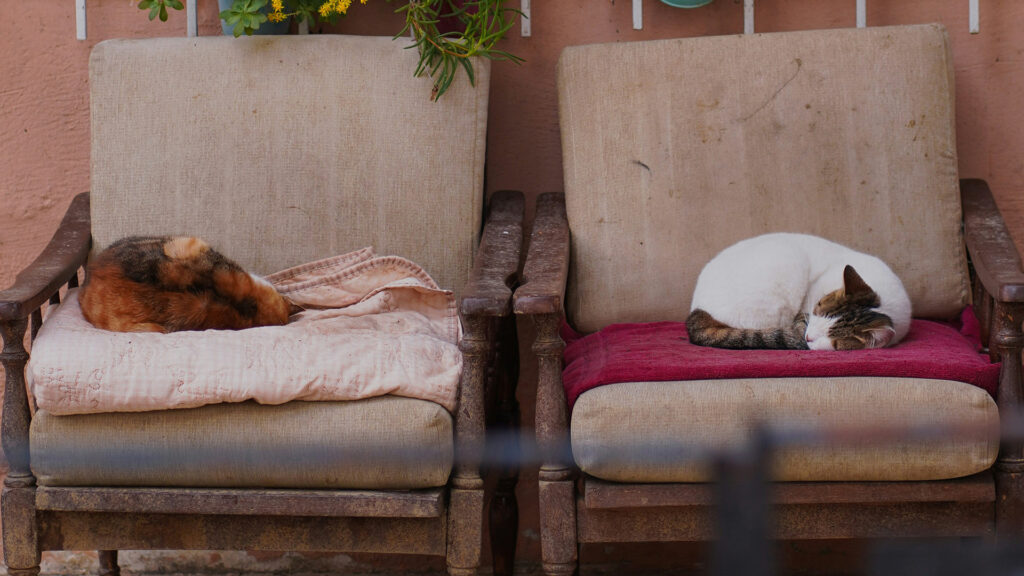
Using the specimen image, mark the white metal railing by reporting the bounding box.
[74,0,979,40]
[76,0,86,40]
[628,0,981,35]
[187,0,198,37]
[521,0,530,37]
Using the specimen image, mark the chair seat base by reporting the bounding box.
[36,485,445,518]
[38,510,447,555]
[578,473,996,543]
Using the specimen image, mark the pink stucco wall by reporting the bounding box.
[2,0,1024,569]
[5,1,1024,286]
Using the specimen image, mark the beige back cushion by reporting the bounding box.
[90,35,490,294]
[558,24,968,333]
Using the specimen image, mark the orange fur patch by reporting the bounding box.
[80,262,168,333]
[163,236,209,260]
[80,236,291,333]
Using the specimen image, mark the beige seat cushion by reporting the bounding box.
[558,24,968,332]
[571,379,998,483]
[31,397,452,489]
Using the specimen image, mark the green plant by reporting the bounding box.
[219,0,269,35]
[137,0,185,22]
[395,0,524,100]
[223,0,345,36]
[137,0,522,101]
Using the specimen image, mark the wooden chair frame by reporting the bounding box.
[0,190,524,576]
[513,180,1024,575]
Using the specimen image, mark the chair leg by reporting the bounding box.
[2,319,39,576]
[539,476,578,576]
[98,550,120,576]
[1,483,40,576]
[995,467,1024,537]
[447,485,485,576]
[993,302,1024,538]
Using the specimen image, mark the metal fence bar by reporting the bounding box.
[970,0,980,34]
[857,0,866,28]
[744,0,754,34]
[187,0,198,37]
[633,0,643,30]
[521,0,531,37]
[76,0,87,40]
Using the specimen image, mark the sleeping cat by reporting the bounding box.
[79,236,292,333]
[686,233,912,351]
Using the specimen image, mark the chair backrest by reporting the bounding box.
[90,35,490,294]
[558,24,969,333]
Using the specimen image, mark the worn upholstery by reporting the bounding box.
[558,24,967,333]
[30,251,462,415]
[571,379,999,483]
[90,35,490,295]
[560,316,1000,407]
[31,398,453,489]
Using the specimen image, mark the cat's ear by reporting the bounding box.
[843,265,874,297]
[861,324,896,348]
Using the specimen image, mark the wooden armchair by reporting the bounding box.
[515,24,1024,575]
[0,35,522,576]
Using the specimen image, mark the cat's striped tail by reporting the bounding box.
[686,309,809,350]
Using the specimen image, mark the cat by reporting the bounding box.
[79,236,292,333]
[686,233,912,351]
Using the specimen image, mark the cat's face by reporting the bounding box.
[803,265,896,351]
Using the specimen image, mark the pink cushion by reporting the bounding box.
[562,308,1000,409]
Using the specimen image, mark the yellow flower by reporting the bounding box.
[271,0,283,10]
[267,10,286,22]
[319,0,354,16]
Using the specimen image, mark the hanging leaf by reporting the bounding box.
[392,0,524,100]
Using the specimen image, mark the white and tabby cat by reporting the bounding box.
[687,233,912,350]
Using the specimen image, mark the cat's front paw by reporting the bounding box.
[790,313,810,350]
[792,312,808,330]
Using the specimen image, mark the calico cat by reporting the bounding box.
[79,236,292,333]
[686,233,912,351]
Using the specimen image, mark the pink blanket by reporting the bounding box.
[562,309,1000,409]
[29,248,462,415]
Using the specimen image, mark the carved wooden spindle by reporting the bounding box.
[533,313,576,576]
[972,273,995,357]
[455,314,491,488]
[448,314,491,576]
[489,313,520,576]
[2,318,33,486]
[994,302,1024,536]
[2,317,40,576]
[985,291,997,361]
[30,309,42,342]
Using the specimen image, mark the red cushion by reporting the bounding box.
[562,308,1000,409]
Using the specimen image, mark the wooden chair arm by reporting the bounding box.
[510,194,573,476]
[0,192,91,322]
[513,193,569,316]
[962,179,1024,304]
[459,190,524,318]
